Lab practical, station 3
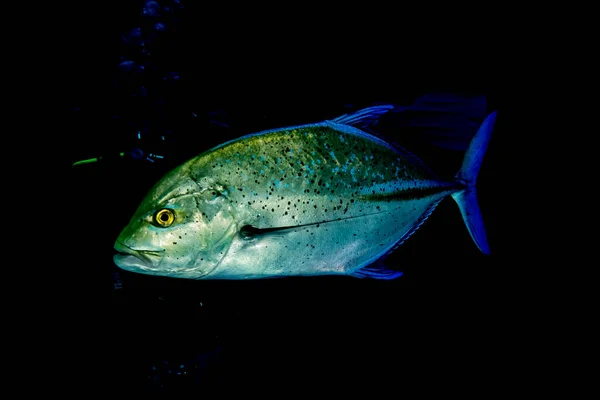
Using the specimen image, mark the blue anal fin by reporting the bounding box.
[350,264,403,280]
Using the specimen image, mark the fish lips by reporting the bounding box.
[113,241,164,272]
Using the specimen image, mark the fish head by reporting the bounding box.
[113,171,237,279]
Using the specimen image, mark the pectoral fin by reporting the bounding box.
[239,224,294,241]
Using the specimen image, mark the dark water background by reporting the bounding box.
[48,1,516,394]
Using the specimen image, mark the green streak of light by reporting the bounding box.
[72,152,126,167]
[72,157,100,166]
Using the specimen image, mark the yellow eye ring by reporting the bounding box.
[154,208,175,227]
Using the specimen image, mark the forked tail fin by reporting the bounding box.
[451,111,497,254]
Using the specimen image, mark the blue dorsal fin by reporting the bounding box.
[330,105,395,129]
[328,106,439,179]
[387,93,489,151]
[350,264,403,280]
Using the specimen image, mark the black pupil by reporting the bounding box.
[160,212,170,221]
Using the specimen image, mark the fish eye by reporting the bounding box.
[154,208,175,227]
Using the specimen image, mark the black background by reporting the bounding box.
[42,1,518,395]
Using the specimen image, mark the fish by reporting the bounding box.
[113,101,497,280]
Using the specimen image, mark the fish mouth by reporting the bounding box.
[113,242,164,272]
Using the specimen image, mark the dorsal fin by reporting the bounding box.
[386,93,489,150]
[330,105,394,129]
[328,106,439,179]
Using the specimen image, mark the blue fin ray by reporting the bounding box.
[351,264,403,280]
[330,105,394,129]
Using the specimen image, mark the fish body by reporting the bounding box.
[114,104,496,280]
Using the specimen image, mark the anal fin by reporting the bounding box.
[351,263,403,280]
